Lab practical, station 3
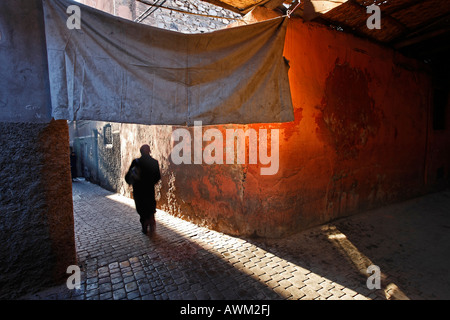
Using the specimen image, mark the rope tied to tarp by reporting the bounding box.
[286,0,301,18]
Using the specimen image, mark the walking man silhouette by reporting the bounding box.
[125,144,161,234]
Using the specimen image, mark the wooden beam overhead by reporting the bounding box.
[394,27,450,49]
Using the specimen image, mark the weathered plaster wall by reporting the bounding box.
[125,17,445,238]
[119,124,249,234]
[120,124,172,198]
[239,18,435,236]
[0,120,75,299]
[0,0,76,298]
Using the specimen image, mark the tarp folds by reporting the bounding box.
[42,0,294,126]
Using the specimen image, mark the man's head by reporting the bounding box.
[140,144,151,156]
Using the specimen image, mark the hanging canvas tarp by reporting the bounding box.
[42,0,293,126]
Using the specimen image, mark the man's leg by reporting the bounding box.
[139,215,148,234]
[139,211,152,234]
[149,212,156,233]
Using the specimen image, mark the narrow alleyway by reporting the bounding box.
[23,181,450,300]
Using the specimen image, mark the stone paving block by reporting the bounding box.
[181,291,196,300]
[125,281,138,293]
[340,293,355,300]
[287,277,306,290]
[271,285,288,298]
[111,275,123,285]
[138,283,152,295]
[112,282,124,291]
[279,279,294,290]
[98,266,109,274]
[123,275,135,284]
[85,288,99,299]
[108,262,119,270]
[86,282,98,291]
[99,283,112,294]
[328,287,346,298]
[342,287,359,297]
[317,287,333,299]
[257,273,272,283]
[354,293,370,300]
[270,273,285,283]
[127,290,141,300]
[100,291,113,300]
[299,285,320,300]
[285,285,306,300]
[99,275,111,284]
[195,289,211,300]
[304,278,324,291]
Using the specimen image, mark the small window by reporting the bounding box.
[104,124,113,147]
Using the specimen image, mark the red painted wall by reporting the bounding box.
[235,18,443,237]
[177,17,448,238]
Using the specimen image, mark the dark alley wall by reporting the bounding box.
[0,0,76,299]
[70,121,122,192]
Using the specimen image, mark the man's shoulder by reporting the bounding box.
[149,157,160,169]
[140,156,159,167]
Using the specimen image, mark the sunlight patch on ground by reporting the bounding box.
[106,192,374,299]
[323,225,409,300]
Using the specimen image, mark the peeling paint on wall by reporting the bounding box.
[316,60,381,160]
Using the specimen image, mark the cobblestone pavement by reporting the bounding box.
[22,181,450,300]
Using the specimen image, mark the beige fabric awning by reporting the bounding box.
[43,0,293,126]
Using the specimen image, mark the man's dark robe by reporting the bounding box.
[125,154,161,231]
